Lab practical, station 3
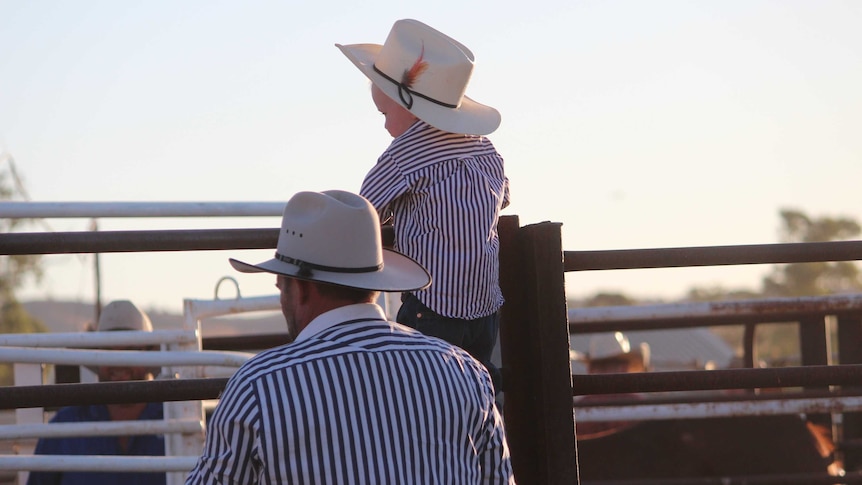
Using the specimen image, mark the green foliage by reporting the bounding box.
[0,298,48,386]
[1,162,47,385]
[762,209,862,297]
[578,292,637,308]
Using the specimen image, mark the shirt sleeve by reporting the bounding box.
[478,405,516,485]
[359,152,410,223]
[186,377,261,485]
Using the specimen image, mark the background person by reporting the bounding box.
[27,300,166,485]
[186,190,513,484]
[574,331,650,439]
[336,19,510,394]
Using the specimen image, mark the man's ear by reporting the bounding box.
[293,279,314,304]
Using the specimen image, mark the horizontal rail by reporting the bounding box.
[0,228,279,255]
[6,364,862,410]
[568,294,862,332]
[185,294,280,321]
[0,455,198,472]
[572,364,862,395]
[0,201,286,218]
[0,329,197,348]
[574,395,862,421]
[203,333,290,351]
[0,379,229,410]
[565,240,862,271]
[0,418,201,440]
[0,347,253,367]
[576,471,862,485]
[0,226,394,255]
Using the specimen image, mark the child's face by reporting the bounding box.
[371,84,418,138]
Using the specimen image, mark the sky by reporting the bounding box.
[1,0,861,314]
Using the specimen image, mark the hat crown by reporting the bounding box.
[97,300,153,332]
[589,332,632,361]
[375,19,474,108]
[277,190,382,271]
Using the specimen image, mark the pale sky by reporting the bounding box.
[2,1,861,314]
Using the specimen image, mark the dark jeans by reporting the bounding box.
[397,293,502,395]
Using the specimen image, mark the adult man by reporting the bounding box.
[186,190,513,484]
[28,300,166,485]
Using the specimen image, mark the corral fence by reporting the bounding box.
[2,204,862,484]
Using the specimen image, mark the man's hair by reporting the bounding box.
[315,281,378,303]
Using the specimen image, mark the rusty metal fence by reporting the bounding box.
[4,213,862,484]
[496,215,862,485]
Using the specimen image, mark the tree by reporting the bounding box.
[761,209,862,297]
[1,154,48,385]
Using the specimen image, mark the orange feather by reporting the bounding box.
[401,44,429,88]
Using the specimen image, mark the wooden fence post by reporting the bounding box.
[499,217,579,484]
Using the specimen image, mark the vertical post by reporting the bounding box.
[163,300,207,485]
[498,217,578,485]
[798,317,833,444]
[14,363,43,485]
[838,312,862,471]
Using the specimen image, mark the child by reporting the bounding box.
[337,19,509,392]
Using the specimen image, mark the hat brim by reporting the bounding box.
[336,43,501,136]
[230,248,431,292]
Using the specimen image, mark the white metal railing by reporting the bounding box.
[0,201,288,484]
[1,347,253,368]
[0,201,285,219]
[575,396,862,422]
[0,293,283,484]
[0,419,202,441]
[0,456,198,473]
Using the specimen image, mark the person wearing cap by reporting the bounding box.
[574,332,650,440]
[336,19,509,394]
[27,300,166,485]
[185,190,513,484]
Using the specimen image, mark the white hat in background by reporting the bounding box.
[96,300,153,332]
[586,331,650,370]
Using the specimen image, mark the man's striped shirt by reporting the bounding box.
[186,304,514,485]
[360,121,510,320]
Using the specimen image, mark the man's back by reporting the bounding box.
[187,311,512,484]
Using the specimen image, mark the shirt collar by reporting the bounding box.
[294,303,387,342]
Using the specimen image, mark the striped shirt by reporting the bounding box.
[186,303,514,485]
[360,121,510,319]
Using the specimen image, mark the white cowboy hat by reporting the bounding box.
[230,190,431,292]
[97,300,153,333]
[585,332,650,369]
[85,300,157,375]
[336,18,501,136]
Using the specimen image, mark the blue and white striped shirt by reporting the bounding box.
[186,304,514,485]
[360,121,510,319]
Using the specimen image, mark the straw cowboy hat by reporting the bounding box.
[336,18,501,136]
[583,332,650,369]
[230,190,431,292]
[86,300,156,375]
[97,300,153,333]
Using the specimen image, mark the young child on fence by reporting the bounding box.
[337,19,509,393]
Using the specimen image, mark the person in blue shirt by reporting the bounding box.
[27,300,166,485]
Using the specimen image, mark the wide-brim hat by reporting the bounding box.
[336,18,501,136]
[85,300,157,375]
[230,190,431,292]
[97,300,153,332]
[584,332,650,369]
